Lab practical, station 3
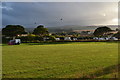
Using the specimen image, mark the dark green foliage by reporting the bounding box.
[33,25,49,35]
[16,35,56,43]
[44,35,56,41]
[2,37,12,43]
[93,26,111,36]
[113,31,120,39]
[2,25,26,37]
[17,35,43,42]
[34,36,43,41]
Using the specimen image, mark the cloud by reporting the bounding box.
[1,6,13,11]
[1,0,119,2]
[1,2,13,11]
[2,2,118,28]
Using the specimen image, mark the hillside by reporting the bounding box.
[25,25,118,33]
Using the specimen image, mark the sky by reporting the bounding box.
[1,2,118,28]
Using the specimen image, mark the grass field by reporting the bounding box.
[2,42,118,78]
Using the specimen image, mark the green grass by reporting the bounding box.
[2,42,118,78]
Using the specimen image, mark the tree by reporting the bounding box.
[113,31,120,39]
[2,25,26,38]
[116,28,119,31]
[93,26,111,37]
[33,25,49,35]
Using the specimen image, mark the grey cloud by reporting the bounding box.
[2,2,118,28]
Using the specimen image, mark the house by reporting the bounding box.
[17,34,28,37]
[104,30,118,36]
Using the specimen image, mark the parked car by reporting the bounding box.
[8,39,21,45]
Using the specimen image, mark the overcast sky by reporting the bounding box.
[2,2,118,28]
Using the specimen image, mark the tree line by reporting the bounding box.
[2,25,120,43]
[2,25,49,38]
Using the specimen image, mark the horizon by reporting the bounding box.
[0,24,118,32]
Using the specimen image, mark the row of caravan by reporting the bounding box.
[93,37,118,40]
[8,37,118,45]
[55,37,118,41]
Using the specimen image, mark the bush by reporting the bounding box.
[16,35,44,43]
[48,36,56,41]
[16,35,57,42]
[34,36,43,41]
[43,35,56,41]
[2,37,12,43]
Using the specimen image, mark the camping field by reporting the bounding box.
[2,42,118,78]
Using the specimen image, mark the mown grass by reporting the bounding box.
[2,42,118,78]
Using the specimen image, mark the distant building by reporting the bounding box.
[17,34,28,37]
[104,30,118,36]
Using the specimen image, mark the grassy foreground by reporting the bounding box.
[2,42,118,78]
